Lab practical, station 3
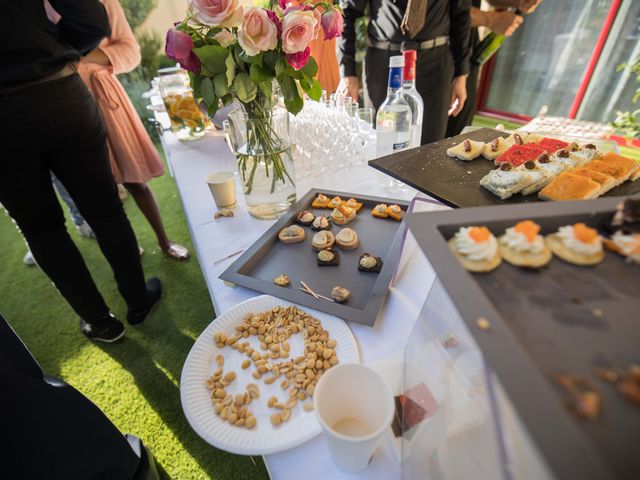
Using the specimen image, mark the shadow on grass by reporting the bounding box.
[97,312,269,480]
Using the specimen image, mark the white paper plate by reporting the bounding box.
[180,295,359,455]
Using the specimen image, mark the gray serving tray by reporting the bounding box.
[406,197,639,480]
[369,127,640,208]
[220,189,408,326]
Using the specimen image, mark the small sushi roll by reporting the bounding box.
[358,253,383,273]
[317,249,340,266]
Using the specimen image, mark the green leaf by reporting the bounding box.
[241,52,263,66]
[233,44,245,71]
[258,79,272,100]
[278,76,302,114]
[213,73,230,97]
[189,72,203,100]
[201,77,216,106]
[234,72,257,103]
[193,45,229,75]
[250,63,271,84]
[275,56,287,77]
[301,76,322,101]
[225,54,236,86]
[208,102,220,117]
[300,56,318,78]
[263,51,279,69]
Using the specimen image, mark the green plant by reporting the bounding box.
[120,0,157,30]
[611,57,640,139]
[137,30,164,81]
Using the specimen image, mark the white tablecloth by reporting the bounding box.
[163,130,444,479]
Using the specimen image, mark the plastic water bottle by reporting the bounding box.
[401,50,424,148]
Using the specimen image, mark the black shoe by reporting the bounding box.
[127,277,162,326]
[80,314,125,343]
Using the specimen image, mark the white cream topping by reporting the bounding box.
[612,231,640,262]
[360,255,378,269]
[454,227,498,261]
[500,227,545,253]
[557,225,602,255]
[336,228,357,243]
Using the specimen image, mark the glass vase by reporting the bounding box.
[227,109,296,219]
[158,68,207,142]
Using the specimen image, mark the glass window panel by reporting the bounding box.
[484,0,612,117]
[578,2,640,123]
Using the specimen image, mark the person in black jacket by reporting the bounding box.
[337,0,471,144]
[0,1,161,342]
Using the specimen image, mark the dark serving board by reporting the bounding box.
[405,197,640,480]
[369,127,640,208]
[220,189,408,326]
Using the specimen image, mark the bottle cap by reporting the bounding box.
[403,50,417,63]
[389,56,404,68]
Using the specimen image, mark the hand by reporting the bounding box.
[518,0,543,14]
[448,75,468,117]
[487,11,523,36]
[339,76,360,102]
[81,48,111,66]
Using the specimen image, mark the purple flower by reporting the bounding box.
[265,9,283,36]
[320,8,344,40]
[278,0,287,10]
[165,27,201,73]
[286,46,310,70]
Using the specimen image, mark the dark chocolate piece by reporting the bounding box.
[358,253,383,273]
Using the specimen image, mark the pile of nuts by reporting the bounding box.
[205,306,339,429]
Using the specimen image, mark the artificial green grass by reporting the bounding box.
[0,161,269,480]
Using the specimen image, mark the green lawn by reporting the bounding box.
[0,157,268,479]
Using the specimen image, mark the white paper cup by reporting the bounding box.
[205,171,237,209]
[314,364,394,473]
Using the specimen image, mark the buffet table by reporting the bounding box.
[161,129,448,479]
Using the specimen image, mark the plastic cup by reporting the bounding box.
[205,171,237,209]
[314,364,394,473]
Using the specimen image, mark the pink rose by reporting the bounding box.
[238,8,279,56]
[213,29,236,47]
[281,9,317,54]
[189,0,243,28]
[265,9,283,36]
[286,46,310,70]
[320,8,343,40]
[165,28,201,73]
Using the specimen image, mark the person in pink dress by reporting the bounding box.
[47,0,189,260]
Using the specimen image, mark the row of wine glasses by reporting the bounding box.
[290,95,375,179]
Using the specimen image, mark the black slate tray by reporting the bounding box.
[220,189,408,326]
[405,197,639,480]
[369,127,640,208]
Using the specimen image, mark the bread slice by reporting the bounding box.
[538,172,601,201]
[447,139,484,161]
[480,168,535,199]
[571,167,615,194]
[569,147,599,167]
[523,132,544,144]
[482,137,509,160]
[586,159,632,186]
[593,153,639,181]
[278,225,305,244]
[521,161,566,195]
[335,228,359,250]
[498,241,552,268]
[448,239,502,272]
[546,234,604,266]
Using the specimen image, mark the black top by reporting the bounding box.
[1,0,110,85]
[337,0,471,78]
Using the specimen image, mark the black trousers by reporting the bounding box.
[446,62,479,137]
[0,74,148,322]
[364,44,454,144]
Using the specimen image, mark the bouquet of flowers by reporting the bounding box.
[165,0,344,203]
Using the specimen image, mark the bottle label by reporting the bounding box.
[404,62,416,82]
[393,141,409,150]
[388,67,403,89]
